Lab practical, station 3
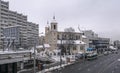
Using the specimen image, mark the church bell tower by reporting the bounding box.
[51,15,58,31]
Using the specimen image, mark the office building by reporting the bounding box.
[83,30,110,53]
[114,40,120,49]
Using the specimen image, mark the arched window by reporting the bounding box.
[54,25,56,30]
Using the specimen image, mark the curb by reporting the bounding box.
[37,63,73,73]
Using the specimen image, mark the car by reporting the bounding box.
[108,51,112,54]
[104,51,109,55]
[75,54,83,59]
[111,50,118,54]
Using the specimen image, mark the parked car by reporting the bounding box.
[75,54,83,59]
[108,51,112,54]
[104,51,109,55]
[111,50,118,54]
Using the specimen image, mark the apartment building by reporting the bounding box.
[0,0,9,49]
[27,22,39,48]
[0,0,39,50]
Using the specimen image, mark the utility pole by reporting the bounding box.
[83,44,86,63]
[60,35,62,73]
[33,38,36,73]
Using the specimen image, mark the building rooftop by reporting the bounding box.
[0,50,31,55]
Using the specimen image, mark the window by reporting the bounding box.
[73,48,76,50]
[76,36,78,40]
[83,33,84,35]
[57,34,59,39]
[54,25,56,30]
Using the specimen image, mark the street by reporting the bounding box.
[52,50,120,73]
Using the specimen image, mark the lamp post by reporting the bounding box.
[33,37,37,73]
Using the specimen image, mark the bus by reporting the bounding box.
[86,52,98,60]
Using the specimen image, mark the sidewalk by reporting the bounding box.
[17,62,73,73]
[17,69,32,73]
[37,63,73,73]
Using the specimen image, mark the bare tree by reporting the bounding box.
[64,27,75,32]
[63,27,75,55]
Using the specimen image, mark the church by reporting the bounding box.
[44,16,88,55]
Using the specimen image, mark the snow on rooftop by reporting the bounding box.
[57,40,86,45]
[36,44,50,48]
[74,40,86,45]
[77,51,84,54]
[53,49,61,53]
[0,50,31,54]
[82,35,87,38]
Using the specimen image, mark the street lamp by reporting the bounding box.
[33,32,43,73]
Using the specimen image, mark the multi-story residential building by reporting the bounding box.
[0,0,39,50]
[8,10,28,49]
[44,16,86,54]
[27,22,39,48]
[0,0,9,49]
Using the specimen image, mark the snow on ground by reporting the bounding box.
[43,55,76,63]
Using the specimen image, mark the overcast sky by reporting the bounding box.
[5,0,120,41]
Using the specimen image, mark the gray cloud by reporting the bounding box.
[5,0,120,40]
